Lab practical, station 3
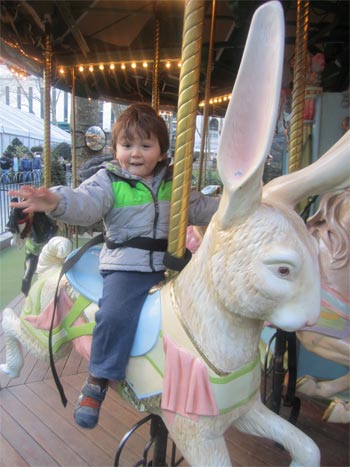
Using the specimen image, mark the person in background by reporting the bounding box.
[20,153,33,183]
[0,153,12,183]
[32,153,42,185]
[58,156,67,172]
[9,103,219,430]
[13,155,19,174]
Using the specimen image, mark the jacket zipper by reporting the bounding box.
[142,182,159,272]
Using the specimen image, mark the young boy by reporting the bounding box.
[9,104,219,429]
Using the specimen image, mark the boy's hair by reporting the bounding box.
[111,104,169,156]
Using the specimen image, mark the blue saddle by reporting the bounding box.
[65,246,161,356]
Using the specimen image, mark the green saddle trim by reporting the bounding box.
[51,294,95,352]
[21,289,95,354]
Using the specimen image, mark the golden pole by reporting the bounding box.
[71,68,79,247]
[71,68,77,188]
[197,0,216,191]
[152,8,160,113]
[288,0,309,173]
[167,0,205,265]
[43,20,52,188]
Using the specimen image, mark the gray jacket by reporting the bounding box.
[50,160,219,272]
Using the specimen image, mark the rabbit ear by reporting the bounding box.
[217,1,284,229]
[263,130,350,208]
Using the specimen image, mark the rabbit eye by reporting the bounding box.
[278,266,290,276]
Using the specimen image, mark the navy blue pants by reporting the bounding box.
[88,270,165,381]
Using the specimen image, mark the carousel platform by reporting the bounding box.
[0,294,349,467]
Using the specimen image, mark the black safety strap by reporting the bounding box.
[49,233,104,406]
[163,249,192,272]
[105,236,168,252]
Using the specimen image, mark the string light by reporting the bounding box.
[8,65,29,79]
[57,59,182,76]
[198,93,232,107]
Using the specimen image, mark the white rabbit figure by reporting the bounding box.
[2,2,350,465]
[149,3,321,465]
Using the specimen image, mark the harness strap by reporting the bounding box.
[49,233,104,407]
[105,236,168,252]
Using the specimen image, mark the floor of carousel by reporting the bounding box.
[0,295,349,467]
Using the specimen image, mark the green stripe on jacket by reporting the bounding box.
[112,179,172,208]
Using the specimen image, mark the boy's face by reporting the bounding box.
[116,131,164,180]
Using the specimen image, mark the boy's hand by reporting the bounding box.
[9,186,59,214]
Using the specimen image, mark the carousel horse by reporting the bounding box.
[296,189,350,423]
[1,3,350,465]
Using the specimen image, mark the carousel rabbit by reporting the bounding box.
[2,2,350,465]
[296,188,349,423]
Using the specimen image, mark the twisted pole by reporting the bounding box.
[152,8,160,113]
[167,0,205,266]
[197,0,216,191]
[288,0,309,173]
[43,18,52,187]
[71,68,77,188]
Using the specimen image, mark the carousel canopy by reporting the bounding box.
[0,1,348,111]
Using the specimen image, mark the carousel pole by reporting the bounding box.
[288,0,309,173]
[71,68,77,189]
[71,67,79,247]
[166,0,205,271]
[43,17,52,188]
[197,0,216,192]
[152,4,160,113]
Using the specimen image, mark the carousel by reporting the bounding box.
[0,1,349,466]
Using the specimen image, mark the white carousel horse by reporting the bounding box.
[1,2,350,465]
[296,189,350,423]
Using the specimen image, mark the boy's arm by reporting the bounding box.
[188,190,220,226]
[48,170,115,226]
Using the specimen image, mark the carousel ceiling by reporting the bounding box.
[0,0,349,112]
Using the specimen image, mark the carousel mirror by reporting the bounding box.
[84,126,106,151]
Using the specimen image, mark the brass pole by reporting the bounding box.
[288,0,309,173]
[197,0,216,191]
[71,68,77,188]
[43,20,52,188]
[71,68,79,247]
[152,9,160,112]
[167,0,205,264]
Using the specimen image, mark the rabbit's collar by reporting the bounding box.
[169,280,230,376]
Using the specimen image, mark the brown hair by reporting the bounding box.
[111,104,169,156]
